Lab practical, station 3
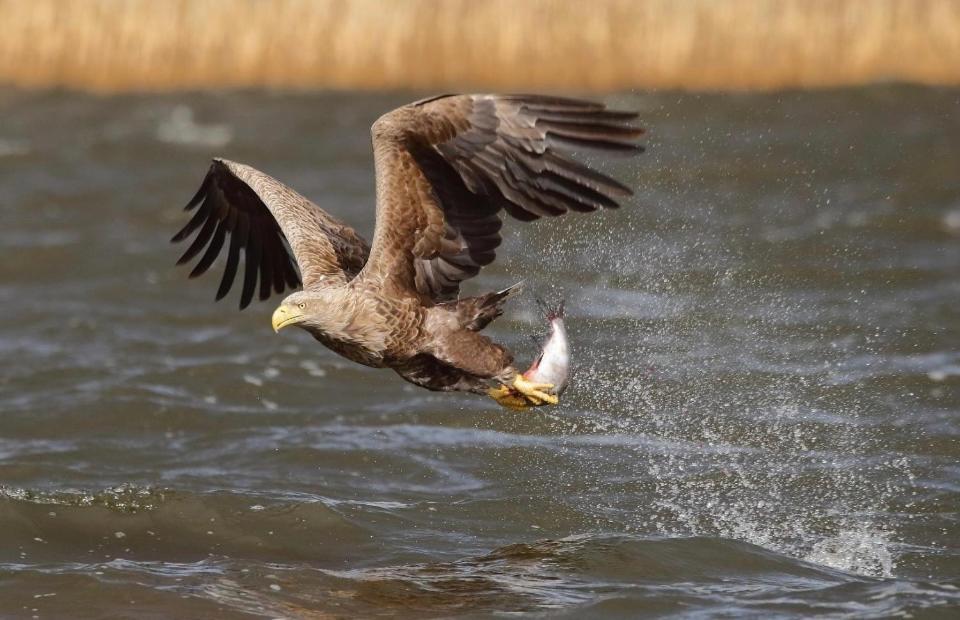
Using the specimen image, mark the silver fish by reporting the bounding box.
[523,301,569,396]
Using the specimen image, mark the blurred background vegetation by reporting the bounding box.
[2,0,959,93]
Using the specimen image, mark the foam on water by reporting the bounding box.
[0,138,29,157]
[155,105,232,148]
[805,526,895,577]
[0,484,167,513]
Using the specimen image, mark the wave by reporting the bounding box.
[4,532,954,618]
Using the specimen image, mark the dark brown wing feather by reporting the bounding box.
[359,94,643,301]
[172,159,370,309]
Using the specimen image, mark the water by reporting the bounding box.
[0,86,958,618]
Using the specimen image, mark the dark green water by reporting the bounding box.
[0,87,958,618]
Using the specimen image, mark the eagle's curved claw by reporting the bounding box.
[487,375,559,410]
[513,375,558,405]
[487,385,533,410]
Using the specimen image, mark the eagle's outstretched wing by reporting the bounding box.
[358,94,643,301]
[172,159,370,308]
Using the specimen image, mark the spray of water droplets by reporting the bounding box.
[501,178,912,578]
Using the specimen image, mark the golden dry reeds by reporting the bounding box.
[1,0,959,92]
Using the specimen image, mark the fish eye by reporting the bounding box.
[298,302,305,309]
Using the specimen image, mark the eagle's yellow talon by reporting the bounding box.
[487,374,560,409]
[513,375,558,404]
[487,385,532,410]
[529,391,558,405]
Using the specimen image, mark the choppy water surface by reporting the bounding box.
[0,87,958,618]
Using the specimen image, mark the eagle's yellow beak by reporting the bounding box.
[271,304,305,333]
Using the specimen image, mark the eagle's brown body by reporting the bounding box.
[173,94,642,402]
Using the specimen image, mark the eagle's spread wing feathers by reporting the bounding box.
[172,159,370,308]
[360,94,643,301]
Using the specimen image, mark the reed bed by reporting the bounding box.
[2,0,958,92]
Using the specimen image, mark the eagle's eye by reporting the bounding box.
[298,302,306,309]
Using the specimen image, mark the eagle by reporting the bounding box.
[172,94,642,408]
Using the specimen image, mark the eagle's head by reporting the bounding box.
[271,290,338,333]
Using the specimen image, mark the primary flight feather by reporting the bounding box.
[172,94,643,408]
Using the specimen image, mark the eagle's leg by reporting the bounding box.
[427,329,554,409]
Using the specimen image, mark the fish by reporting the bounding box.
[523,300,570,397]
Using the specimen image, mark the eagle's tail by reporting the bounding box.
[457,282,523,331]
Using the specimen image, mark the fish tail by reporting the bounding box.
[535,297,565,321]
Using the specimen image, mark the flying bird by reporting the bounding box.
[172,94,642,408]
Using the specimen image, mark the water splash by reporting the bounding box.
[511,192,913,578]
[805,526,895,577]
